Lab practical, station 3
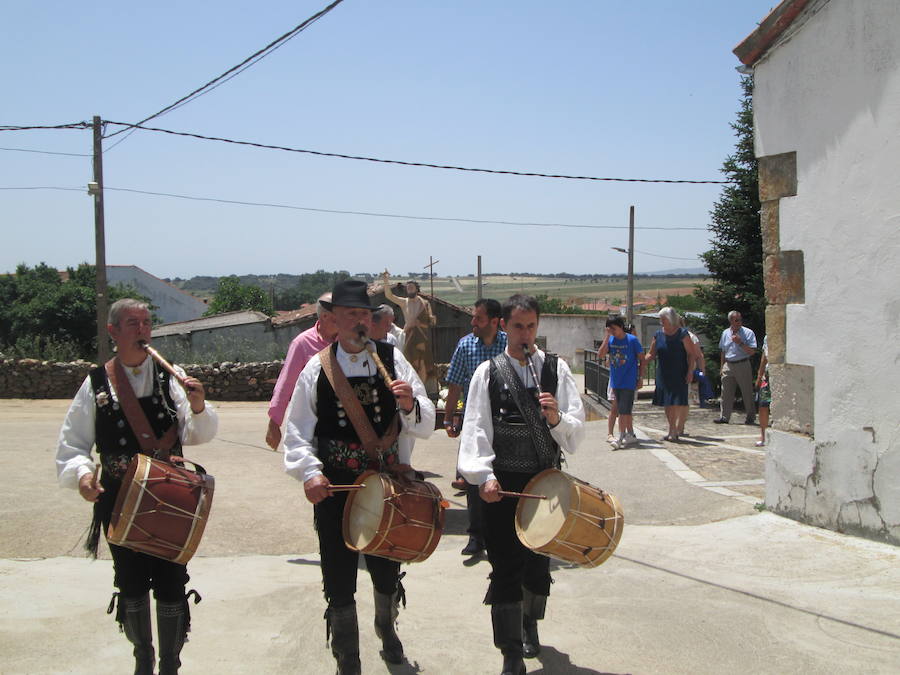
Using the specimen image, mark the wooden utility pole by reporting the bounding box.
[627,205,635,325]
[477,255,483,300]
[91,116,110,363]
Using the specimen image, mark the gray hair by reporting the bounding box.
[372,303,394,323]
[658,306,682,327]
[108,298,149,327]
[727,310,742,321]
[316,293,332,319]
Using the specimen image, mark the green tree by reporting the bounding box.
[274,270,350,310]
[205,276,275,316]
[0,262,151,360]
[693,76,765,386]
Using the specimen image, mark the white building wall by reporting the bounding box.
[538,314,608,366]
[106,266,207,324]
[752,0,900,542]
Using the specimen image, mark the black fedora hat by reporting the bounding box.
[320,279,374,311]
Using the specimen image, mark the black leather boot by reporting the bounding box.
[121,594,155,675]
[374,589,404,664]
[157,598,188,675]
[491,602,525,675]
[522,588,547,658]
[328,603,361,675]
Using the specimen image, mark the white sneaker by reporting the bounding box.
[607,434,617,446]
[623,432,639,447]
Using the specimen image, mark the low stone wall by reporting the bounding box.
[188,362,282,401]
[0,358,453,401]
[0,358,283,401]
[0,359,97,399]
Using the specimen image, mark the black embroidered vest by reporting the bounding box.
[89,363,181,494]
[314,342,400,476]
[488,353,559,473]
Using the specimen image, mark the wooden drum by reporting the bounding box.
[342,470,445,563]
[515,468,623,568]
[107,453,215,565]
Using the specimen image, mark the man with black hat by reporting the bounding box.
[283,279,435,674]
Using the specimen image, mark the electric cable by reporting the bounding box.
[102,0,345,152]
[0,185,709,237]
[101,121,731,185]
[0,146,90,157]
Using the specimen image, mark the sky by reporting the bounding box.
[1,1,776,279]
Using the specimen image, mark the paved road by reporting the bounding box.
[1,397,898,674]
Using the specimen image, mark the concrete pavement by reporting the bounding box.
[1,398,899,674]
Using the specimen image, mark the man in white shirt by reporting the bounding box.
[714,310,758,425]
[457,294,584,675]
[283,280,434,673]
[56,298,218,675]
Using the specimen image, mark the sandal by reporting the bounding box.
[662,434,673,442]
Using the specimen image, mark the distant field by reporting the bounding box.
[388,275,708,308]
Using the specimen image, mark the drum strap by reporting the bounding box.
[105,358,178,459]
[318,347,400,461]
[491,354,558,469]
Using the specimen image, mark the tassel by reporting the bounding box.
[107,592,124,632]
[84,502,102,559]
[396,571,407,609]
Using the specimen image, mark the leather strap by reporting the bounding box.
[105,358,178,459]
[318,346,399,461]
[491,353,558,468]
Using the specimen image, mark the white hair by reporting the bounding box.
[658,306,682,327]
[316,293,332,319]
[372,304,393,323]
[727,310,742,321]
[108,298,149,326]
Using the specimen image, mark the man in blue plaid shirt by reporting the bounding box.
[444,298,507,556]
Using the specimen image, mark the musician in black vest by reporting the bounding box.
[56,298,218,675]
[283,280,435,675]
[457,294,585,675]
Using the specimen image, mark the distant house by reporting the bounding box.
[106,265,207,324]
[736,0,900,544]
[150,282,474,366]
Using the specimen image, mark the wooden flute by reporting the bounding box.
[138,340,192,390]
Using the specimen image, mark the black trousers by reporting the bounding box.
[482,471,551,604]
[108,542,189,602]
[466,483,484,540]
[315,483,401,608]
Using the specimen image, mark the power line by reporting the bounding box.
[102,0,346,151]
[0,186,83,191]
[0,146,90,157]
[0,122,89,131]
[633,248,701,261]
[0,184,709,233]
[101,121,731,185]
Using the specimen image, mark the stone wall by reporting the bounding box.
[0,358,283,401]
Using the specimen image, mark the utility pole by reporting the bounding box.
[611,205,635,325]
[627,205,635,325]
[90,116,110,364]
[477,255,483,300]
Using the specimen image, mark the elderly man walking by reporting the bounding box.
[714,310,757,425]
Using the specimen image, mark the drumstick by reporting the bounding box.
[328,484,366,492]
[498,490,546,500]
